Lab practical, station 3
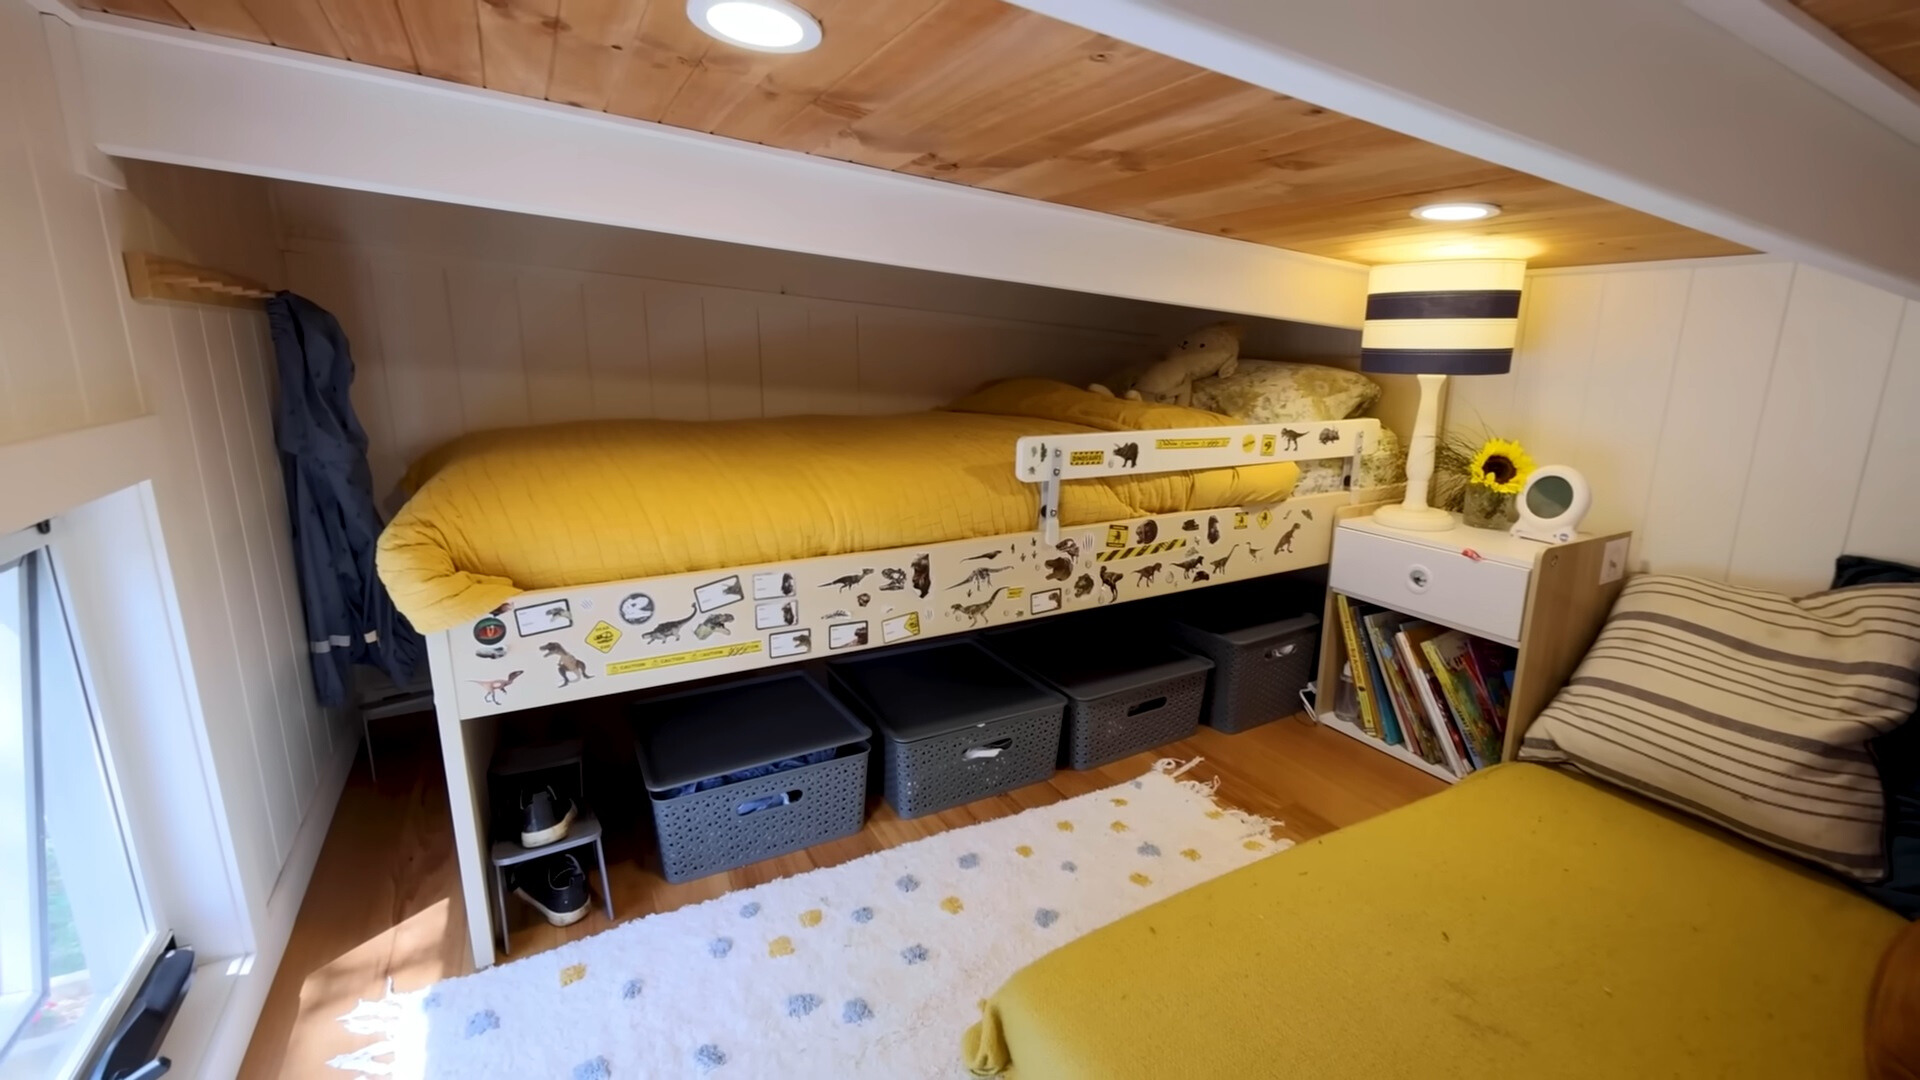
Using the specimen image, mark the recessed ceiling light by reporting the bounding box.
[1411,202,1501,222]
[687,0,822,53]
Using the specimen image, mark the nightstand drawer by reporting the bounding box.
[1330,526,1530,643]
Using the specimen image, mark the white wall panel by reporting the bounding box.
[1460,258,1917,594]
[1846,301,1920,565]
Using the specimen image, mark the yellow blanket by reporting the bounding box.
[964,763,1902,1079]
[377,380,1297,633]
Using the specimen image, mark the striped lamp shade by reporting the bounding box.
[1360,259,1526,375]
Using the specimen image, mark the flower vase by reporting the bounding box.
[1462,485,1517,530]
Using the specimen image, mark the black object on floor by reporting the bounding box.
[513,852,591,927]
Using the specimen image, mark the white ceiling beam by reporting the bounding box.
[1010,0,1920,300]
[62,14,1368,329]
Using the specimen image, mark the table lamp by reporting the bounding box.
[1360,258,1526,531]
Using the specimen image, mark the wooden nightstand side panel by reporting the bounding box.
[1503,531,1631,760]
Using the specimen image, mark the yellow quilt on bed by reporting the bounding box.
[377,380,1298,633]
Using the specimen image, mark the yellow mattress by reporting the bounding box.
[965,763,1903,1079]
[377,380,1298,633]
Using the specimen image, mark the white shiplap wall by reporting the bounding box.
[1449,257,1920,593]
[272,184,1364,499]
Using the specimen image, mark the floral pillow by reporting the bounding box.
[1189,359,1382,424]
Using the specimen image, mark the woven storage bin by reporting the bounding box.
[1171,607,1320,734]
[982,626,1212,769]
[828,640,1064,819]
[633,673,870,883]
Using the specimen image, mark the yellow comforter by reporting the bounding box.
[377,380,1297,633]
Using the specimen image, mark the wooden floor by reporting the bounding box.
[237,711,1444,1078]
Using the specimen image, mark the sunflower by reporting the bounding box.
[1468,438,1534,494]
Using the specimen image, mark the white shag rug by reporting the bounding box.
[331,759,1288,1080]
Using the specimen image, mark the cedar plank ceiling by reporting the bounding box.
[85,0,1752,267]
[1792,0,1920,93]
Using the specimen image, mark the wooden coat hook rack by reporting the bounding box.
[124,251,275,309]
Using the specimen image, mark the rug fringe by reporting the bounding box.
[1151,756,1284,840]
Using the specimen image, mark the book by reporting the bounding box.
[1423,631,1504,770]
[1353,605,1403,747]
[1395,621,1471,776]
[1333,594,1382,738]
[1463,637,1516,736]
[1360,607,1431,760]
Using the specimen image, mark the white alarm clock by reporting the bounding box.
[1510,465,1590,544]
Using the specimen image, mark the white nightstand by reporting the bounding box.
[1314,505,1631,778]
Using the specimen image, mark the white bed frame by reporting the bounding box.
[429,418,1385,967]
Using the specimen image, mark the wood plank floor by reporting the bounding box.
[237,711,1444,1078]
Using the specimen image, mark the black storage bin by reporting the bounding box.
[632,672,870,883]
[828,640,1065,819]
[1170,599,1320,734]
[981,625,1212,769]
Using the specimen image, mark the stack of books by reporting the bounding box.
[1332,594,1517,778]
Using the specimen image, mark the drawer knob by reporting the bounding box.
[1406,564,1432,593]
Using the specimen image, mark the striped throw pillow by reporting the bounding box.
[1519,574,1920,881]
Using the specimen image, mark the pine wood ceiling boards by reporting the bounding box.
[88,0,1750,267]
[1790,0,1920,92]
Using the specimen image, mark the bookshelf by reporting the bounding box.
[1314,504,1630,781]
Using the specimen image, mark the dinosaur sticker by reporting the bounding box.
[472,670,523,706]
[475,645,507,660]
[879,567,907,591]
[1029,589,1061,615]
[694,575,745,613]
[1274,522,1302,554]
[828,621,870,650]
[1280,428,1308,451]
[1133,563,1162,587]
[755,600,798,630]
[752,572,796,601]
[618,592,655,626]
[540,643,592,687]
[1054,538,1081,562]
[963,550,1004,562]
[1043,556,1074,581]
[948,565,1012,595]
[474,616,508,646]
[1073,573,1095,598]
[1173,553,1205,579]
[1135,520,1158,544]
[1207,516,1221,544]
[513,601,573,637]
[1181,519,1199,532]
[769,629,812,659]
[1113,442,1140,468]
[857,593,871,607]
[1209,544,1241,575]
[911,553,931,598]
[1318,427,1340,444]
[1098,566,1122,603]
[951,586,1009,627]
[820,568,874,592]
[642,605,699,645]
[693,613,735,640]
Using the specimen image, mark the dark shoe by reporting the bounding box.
[513,853,590,927]
[520,785,577,847]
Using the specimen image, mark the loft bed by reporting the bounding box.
[381,379,1396,967]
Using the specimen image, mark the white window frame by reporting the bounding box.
[0,524,167,1076]
[0,539,49,1061]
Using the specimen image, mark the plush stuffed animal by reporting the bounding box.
[1090,322,1243,406]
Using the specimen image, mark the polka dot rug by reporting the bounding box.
[329,758,1288,1079]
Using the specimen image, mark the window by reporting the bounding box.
[0,535,156,1078]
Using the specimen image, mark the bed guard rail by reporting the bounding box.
[1015,418,1378,542]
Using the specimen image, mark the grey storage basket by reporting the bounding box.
[1171,609,1320,734]
[982,626,1212,769]
[828,639,1065,819]
[633,672,871,884]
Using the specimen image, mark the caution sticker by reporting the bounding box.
[1258,509,1273,528]
[1095,538,1186,562]
[1155,437,1230,450]
[1006,587,1024,599]
[1260,434,1276,456]
[881,612,921,643]
[607,641,760,676]
[1069,450,1104,466]
[1241,434,1255,453]
[583,620,622,654]
[1234,511,1249,530]
[1105,524,1130,548]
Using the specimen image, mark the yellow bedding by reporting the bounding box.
[377,380,1297,633]
[964,763,1903,1079]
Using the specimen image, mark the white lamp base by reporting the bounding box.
[1371,503,1455,532]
